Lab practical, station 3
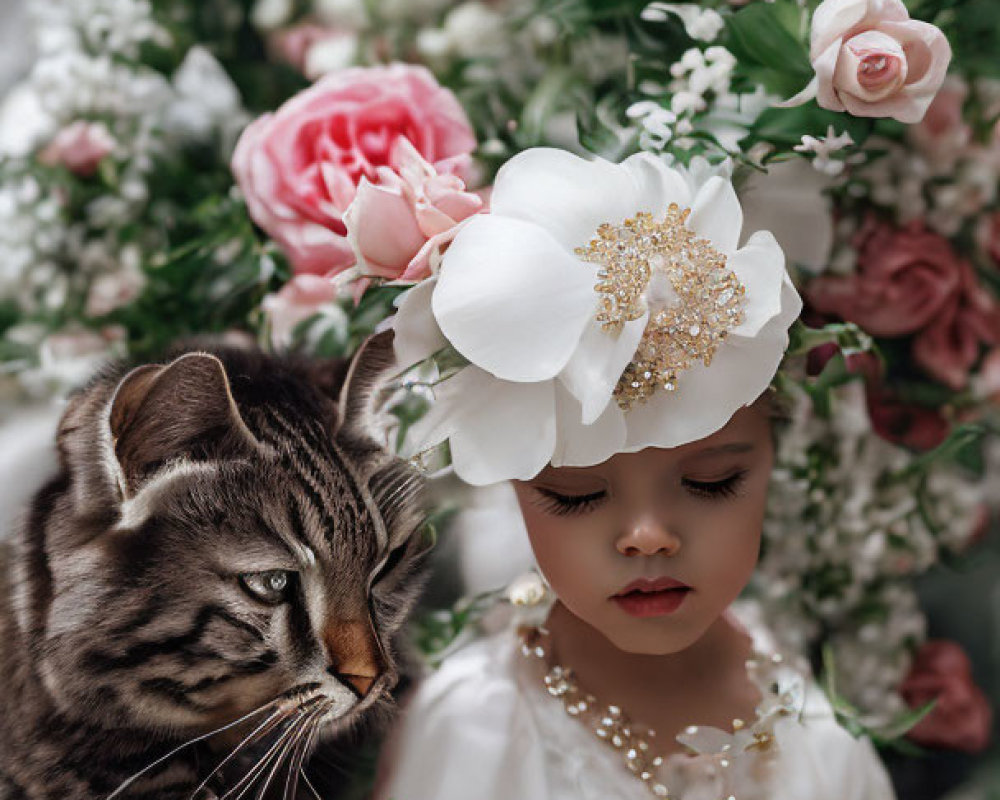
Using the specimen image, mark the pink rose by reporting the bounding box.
[912,260,1000,389]
[268,23,343,73]
[810,0,952,123]
[976,211,1000,268]
[344,138,484,282]
[38,121,116,177]
[808,220,962,336]
[262,274,339,349]
[908,77,970,167]
[901,640,992,753]
[866,384,950,450]
[978,347,1000,401]
[231,64,477,277]
[807,343,950,449]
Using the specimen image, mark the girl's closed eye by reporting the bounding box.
[682,469,748,500]
[532,486,608,516]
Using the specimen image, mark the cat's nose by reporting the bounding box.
[339,672,376,697]
[324,619,386,698]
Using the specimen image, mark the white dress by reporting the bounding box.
[378,603,897,800]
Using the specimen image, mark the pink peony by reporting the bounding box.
[262,274,339,349]
[808,220,962,337]
[38,121,116,177]
[912,260,1000,389]
[231,64,477,277]
[809,0,951,124]
[344,137,484,283]
[901,640,992,753]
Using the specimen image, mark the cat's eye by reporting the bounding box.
[239,570,295,605]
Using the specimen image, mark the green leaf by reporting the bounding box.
[750,105,875,149]
[725,0,811,78]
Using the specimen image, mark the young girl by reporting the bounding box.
[374,148,897,799]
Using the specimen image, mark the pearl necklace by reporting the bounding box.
[519,626,673,798]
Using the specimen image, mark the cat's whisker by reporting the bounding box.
[252,715,311,800]
[300,770,322,800]
[106,698,284,799]
[220,717,303,800]
[214,684,324,800]
[252,700,328,800]
[283,701,332,800]
[185,704,295,800]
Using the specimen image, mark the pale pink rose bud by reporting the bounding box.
[836,30,907,102]
[345,137,484,282]
[262,274,339,349]
[809,0,952,124]
[38,121,116,177]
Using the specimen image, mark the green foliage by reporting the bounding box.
[724,0,812,99]
[821,644,936,752]
[412,588,505,668]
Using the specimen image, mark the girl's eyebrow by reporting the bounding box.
[685,442,755,460]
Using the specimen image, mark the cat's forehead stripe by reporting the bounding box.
[257,406,389,550]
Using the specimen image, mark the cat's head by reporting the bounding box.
[23,332,429,738]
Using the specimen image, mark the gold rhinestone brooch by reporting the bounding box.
[575,205,747,410]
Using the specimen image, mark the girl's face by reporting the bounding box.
[512,404,774,656]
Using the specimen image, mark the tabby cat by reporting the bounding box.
[0,332,429,799]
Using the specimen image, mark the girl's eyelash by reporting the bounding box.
[533,488,607,516]
[533,470,748,514]
[682,470,748,499]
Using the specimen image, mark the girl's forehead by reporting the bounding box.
[528,405,771,483]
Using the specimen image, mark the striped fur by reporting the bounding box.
[0,334,428,799]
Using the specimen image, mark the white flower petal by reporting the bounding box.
[392,279,447,368]
[434,215,594,382]
[621,152,692,214]
[558,314,648,425]
[729,231,794,338]
[687,175,743,255]
[624,312,793,450]
[551,383,627,468]
[489,148,640,250]
[447,370,557,485]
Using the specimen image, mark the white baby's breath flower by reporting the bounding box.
[251,0,294,30]
[506,571,548,607]
[643,3,725,42]
[793,125,855,176]
[626,101,677,151]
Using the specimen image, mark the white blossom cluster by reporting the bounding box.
[852,137,1000,238]
[757,381,984,721]
[0,0,247,396]
[31,0,170,61]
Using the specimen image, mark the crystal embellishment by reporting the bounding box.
[574,206,747,410]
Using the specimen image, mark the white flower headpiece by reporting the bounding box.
[392,148,802,485]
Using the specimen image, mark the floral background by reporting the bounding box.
[0,0,999,797]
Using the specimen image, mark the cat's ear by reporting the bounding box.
[335,329,397,440]
[108,352,262,498]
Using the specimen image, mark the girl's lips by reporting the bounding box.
[612,587,691,618]
[611,577,692,618]
[613,576,690,596]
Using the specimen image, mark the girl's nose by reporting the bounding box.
[615,515,681,557]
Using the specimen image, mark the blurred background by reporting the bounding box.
[0,0,998,798]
